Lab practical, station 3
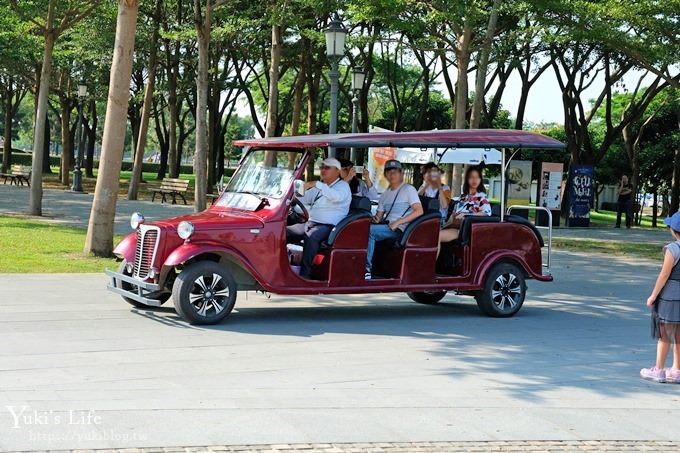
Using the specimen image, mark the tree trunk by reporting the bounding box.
[2,82,13,173]
[42,117,52,174]
[305,47,322,181]
[128,0,161,200]
[167,54,179,178]
[652,191,658,227]
[265,24,281,138]
[207,64,217,191]
[85,98,97,177]
[128,105,141,166]
[84,0,140,256]
[193,0,212,213]
[28,0,56,216]
[289,63,305,169]
[469,0,501,129]
[515,83,530,130]
[59,95,72,186]
[450,25,472,196]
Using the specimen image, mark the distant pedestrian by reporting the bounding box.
[615,175,633,228]
[640,212,680,383]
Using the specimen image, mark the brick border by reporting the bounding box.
[37,440,679,453]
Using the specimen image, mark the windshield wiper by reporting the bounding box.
[234,191,270,209]
[235,190,266,201]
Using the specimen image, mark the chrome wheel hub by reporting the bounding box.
[189,273,230,317]
[491,272,522,312]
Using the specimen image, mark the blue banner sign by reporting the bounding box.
[568,164,593,227]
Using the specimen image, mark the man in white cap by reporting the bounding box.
[287,157,352,279]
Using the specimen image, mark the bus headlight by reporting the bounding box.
[177,221,194,240]
[130,212,145,230]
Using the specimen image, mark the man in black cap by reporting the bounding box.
[365,159,423,279]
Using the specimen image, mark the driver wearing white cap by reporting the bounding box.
[286,157,352,279]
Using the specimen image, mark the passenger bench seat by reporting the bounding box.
[396,196,441,248]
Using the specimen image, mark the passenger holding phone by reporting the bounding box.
[418,162,450,220]
[339,158,379,200]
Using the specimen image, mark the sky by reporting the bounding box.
[235,59,659,135]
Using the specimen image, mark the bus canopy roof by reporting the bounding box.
[233,129,566,150]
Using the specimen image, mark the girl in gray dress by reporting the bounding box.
[641,212,680,383]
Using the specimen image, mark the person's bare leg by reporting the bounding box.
[656,324,672,369]
[672,326,680,370]
[437,228,459,258]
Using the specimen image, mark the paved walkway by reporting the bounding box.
[0,184,192,235]
[1,251,679,451]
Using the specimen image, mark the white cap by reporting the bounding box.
[321,158,342,170]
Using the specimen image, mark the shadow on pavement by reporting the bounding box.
[126,250,665,401]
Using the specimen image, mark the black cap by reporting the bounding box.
[384,159,402,173]
[338,158,354,168]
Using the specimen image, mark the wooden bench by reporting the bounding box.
[0,165,31,187]
[150,178,189,204]
[206,193,219,205]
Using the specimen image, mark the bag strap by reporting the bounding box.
[383,185,405,220]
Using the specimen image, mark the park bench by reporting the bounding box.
[0,165,31,187]
[206,193,219,205]
[206,177,227,205]
[150,178,189,204]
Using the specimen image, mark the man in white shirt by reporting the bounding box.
[287,157,352,279]
[365,159,423,279]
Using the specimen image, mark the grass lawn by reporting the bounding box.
[552,237,661,260]
[0,215,121,273]
[589,209,665,229]
[41,167,227,204]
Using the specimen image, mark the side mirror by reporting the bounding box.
[294,179,305,196]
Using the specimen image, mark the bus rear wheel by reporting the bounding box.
[475,262,526,317]
[407,291,447,305]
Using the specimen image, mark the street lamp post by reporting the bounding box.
[71,79,88,193]
[324,14,346,159]
[350,68,365,163]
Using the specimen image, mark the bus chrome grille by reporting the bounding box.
[134,226,160,280]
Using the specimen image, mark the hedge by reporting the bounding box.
[0,151,235,177]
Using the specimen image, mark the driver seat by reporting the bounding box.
[312,196,372,283]
[323,196,372,248]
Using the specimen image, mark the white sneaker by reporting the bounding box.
[364,271,372,280]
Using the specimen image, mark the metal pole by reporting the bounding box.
[71,98,84,193]
[350,91,359,162]
[328,59,339,158]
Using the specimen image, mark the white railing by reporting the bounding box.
[506,205,553,275]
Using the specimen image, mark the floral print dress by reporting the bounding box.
[455,192,492,216]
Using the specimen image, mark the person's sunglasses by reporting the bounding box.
[320,165,335,171]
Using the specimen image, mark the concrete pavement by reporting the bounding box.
[0,184,192,235]
[0,250,679,451]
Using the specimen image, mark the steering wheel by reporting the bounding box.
[288,197,309,225]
